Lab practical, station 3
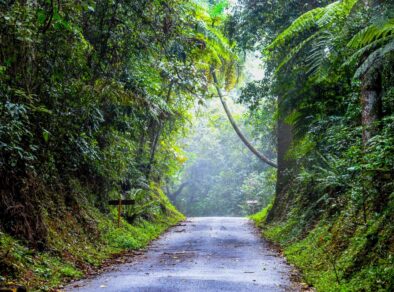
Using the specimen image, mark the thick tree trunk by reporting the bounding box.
[361,71,382,145]
[359,0,383,146]
[266,105,294,222]
[211,68,277,168]
[136,130,146,166]
[276,117,294,193]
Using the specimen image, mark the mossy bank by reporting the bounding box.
[0,182,184,291]
[251,203,394,292]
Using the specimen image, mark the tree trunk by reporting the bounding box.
[361,70,382,145]
[145,82,174,178]
[135,129,146,172]
[267,96,295,223]
[359,0,383,146]
[211,68,277,168]
[146,122,163,179]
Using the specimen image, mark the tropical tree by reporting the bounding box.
[266,0,393,145]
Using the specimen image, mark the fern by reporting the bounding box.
[345,18,394,78]
[316,0,356,27]
[354,40,394,78]
[266,7,324,52]
[274,33,319,74]
[306,31,334,77]
[343,36,391,67]
[194,19,231,59]
[267,0,359,72]
[348,19,394,49]
[188,1,237,87]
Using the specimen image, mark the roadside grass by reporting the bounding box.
[249,203,272,228]
[251,204,394,292]
[0,188,184,290]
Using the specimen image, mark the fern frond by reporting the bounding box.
[354,40,394,78]
[316,0,354,27]
[306,31,334,77]
[267,0,358,72]
[268,0,358,53]
[188,1,238,89]
[266,7,325,52]
[343,36,391,67]
[348,18,394,49]
[194,20,230,54]
[274,33,319,74]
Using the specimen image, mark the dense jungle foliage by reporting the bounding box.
[231,0,394,291]
[0,0,234,289]
[1,0,393,291]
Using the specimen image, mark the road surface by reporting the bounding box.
[66,217,300,291]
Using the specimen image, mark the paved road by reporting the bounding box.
[66,217,300,292]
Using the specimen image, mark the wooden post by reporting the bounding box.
[108,199,135,228]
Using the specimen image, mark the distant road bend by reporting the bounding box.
[66,217,301,292]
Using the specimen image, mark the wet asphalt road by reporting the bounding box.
[66,217,300,292]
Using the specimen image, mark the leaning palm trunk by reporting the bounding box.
[211,68,277,168]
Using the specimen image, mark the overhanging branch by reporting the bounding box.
[211,67,278,168]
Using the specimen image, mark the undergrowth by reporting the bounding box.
[0,185,184,290]
[251,203,394,292]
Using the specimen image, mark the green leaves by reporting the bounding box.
[266,0,359,73]
[37,9,47,25]
[353,40,394,78]
[347,19,394,49]
[265,7,325,53]
[346,18,394,78]
[209,0,229,19]
[42,129,50,143]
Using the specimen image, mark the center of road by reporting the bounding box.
[66,217,301,292]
